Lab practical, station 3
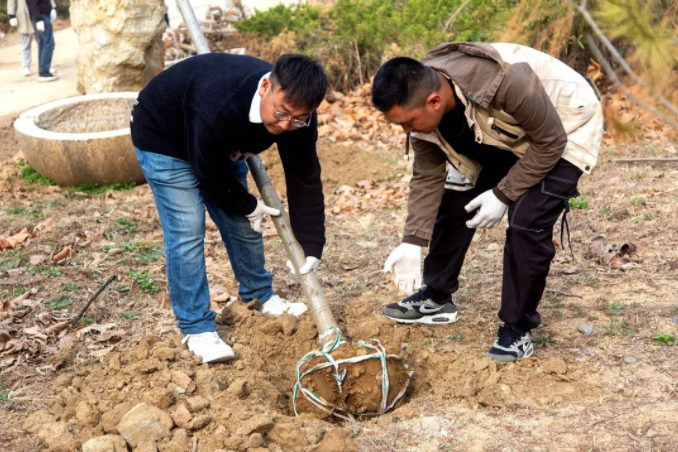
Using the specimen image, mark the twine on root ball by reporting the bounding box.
[292,328,412,421]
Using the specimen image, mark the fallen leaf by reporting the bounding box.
[0,228,30,250]
[33,217,56,235]
[53,246,75,262]
[45,321,70,336]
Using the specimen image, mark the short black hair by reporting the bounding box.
[372,57,441,112]
[271,54,328,111]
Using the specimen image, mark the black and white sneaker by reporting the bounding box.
[38,72,58,82]
[382,287,459,324]
[486,324,534,362]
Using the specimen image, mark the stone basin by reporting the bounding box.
[14,92,145,187]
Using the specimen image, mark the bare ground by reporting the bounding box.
[0,136,677,452]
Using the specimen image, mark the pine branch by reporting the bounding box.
[569,0,678,119]
[586,35,678,130]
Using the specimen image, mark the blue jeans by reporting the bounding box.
[32,14,55,75]
[135,148,275,334]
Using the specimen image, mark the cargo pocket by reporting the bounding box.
[509,174,580,233]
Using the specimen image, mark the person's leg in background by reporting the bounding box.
[135,148,234,362]
[33,13,56,80]
[20,33,33,76]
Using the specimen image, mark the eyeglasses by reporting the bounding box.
[270,93,311,128]
[272,110,311,128]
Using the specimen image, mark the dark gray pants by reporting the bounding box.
[424,157,582,331]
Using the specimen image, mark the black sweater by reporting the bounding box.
[27,0,52,19]
[130,53,325,259]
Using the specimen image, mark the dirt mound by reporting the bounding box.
[24,301,362,452]
[343,294,600,410]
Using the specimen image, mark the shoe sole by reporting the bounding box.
[201,350,236,363]
[384,311,459,325]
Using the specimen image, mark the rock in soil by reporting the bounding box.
[577,324,595,334]
[81,435,128,452]
[117,403,173,448]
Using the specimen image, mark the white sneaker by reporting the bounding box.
[261,294,308,317]
[23,67,31,77]
[181,331,235,363]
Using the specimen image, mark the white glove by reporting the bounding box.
[464,190,508,229]
[286,257,320,275]
[9,18,18,27]
[50,9,57,21]
[36,21,45,32]
[383,243,422,295]
[245,199,280,233]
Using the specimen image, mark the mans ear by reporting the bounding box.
[259,77,271,97]
[426,93,443,111]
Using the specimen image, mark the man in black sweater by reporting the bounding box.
[26,0,57,81]
[131,53,328,363]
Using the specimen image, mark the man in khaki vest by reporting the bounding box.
[372,43,603,362]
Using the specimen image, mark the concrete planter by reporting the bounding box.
[14,92,145,187]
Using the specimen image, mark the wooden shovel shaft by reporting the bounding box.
[174,0,339,341]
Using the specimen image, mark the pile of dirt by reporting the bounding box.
[20,301,362,452]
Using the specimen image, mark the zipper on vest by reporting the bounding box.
[491,124,519,139]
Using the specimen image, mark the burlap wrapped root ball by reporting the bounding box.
[292,340,411,421]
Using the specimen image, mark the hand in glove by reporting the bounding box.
[36,21,45,32]
[9,18,18,27]
[286,257,320,275]
[245,199,280,233]
[383,243,422,295]
[50,9,57,21]
[464,189,508,229]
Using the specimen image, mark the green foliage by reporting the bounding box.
[7,207,44,218]
[82,316,94,326]
[18,162,56,186]
[533,336,556,347]
[238,0,520,91]
[115,218,138,235]
[119,312,141,320]
[67,182,136,195]
[136,246,164,264]
[0,250,28,272]
[568,197,589,210]
[127,270,162,293]
[50,295,72,311]
[653,332,676,345]
[62,283,78,291]
[27,266,62,277]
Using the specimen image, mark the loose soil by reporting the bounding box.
[1,134,677,452]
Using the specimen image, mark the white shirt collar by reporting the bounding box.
[249,72,271,124]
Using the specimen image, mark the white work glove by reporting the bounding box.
[383,243,422,295]
[286,257,320,275]
[245,199,280,233]
[9,18,18,27]
[36,21,45,32]
[50,9,57,21]
[464,189,508,229]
